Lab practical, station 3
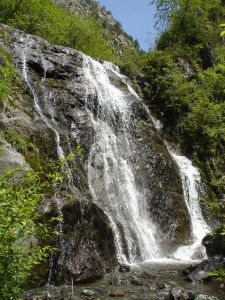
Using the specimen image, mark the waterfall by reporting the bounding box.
[149,117,210,260]
[167,147,210,260]
[82,55,210,263]
[16,33,209,265]
[82,55,161,263]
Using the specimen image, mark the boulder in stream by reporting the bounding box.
[182,257,225,283]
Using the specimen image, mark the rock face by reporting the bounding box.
[0,140,29,174]
[0,24,192,283]
[44,199,117,284]
[132,122,191,253]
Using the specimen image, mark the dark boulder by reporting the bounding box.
[202,232,225,257]
[182,257,225,283]
[119,264,130,273]
[44,198,117,285]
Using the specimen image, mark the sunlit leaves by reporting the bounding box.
[0,168,55,299]
[0,0,120,63]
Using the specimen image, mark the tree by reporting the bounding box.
[151,0,221,29]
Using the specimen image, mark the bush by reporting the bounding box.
[0,168,53,299]
[0,47,17,111]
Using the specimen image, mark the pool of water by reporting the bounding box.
[25,260,224,299]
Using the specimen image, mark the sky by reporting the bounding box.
[98,0,157,51]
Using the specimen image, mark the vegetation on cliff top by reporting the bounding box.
[0,0,139,65]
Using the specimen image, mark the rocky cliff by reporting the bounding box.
[0,24,193,285]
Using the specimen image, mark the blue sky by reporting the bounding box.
[98,0,157,51]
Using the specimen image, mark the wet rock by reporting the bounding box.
[130,275,143,286]
[176,57,194,79]
[119,264,130,272]
[81,289,97,297]
[48,200,117,284]
[0,140,29,174]
[133,123,191,252]
[202,232,225,257]
[157,289,172,300]
[194,295,220,300]
[158,284,172,290]
[182,257,225,283]
[139,271,154,279]
[109,289,125,297]
[110,276,123,286]
[171,287,194,300]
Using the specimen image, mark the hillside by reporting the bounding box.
[54,0,139,54]
[0,0,140,65]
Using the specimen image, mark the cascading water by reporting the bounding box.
[82,55,210,264]
[149,117,210,260]
[167,147,210,260]
[82,55,161,263]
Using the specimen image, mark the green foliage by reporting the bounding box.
[140,51,195,126]
[0,0,120,63]
[154,0,223,50]
[219,23,225,36]
[1,129,30,153]
[143,0,225,198]
[0,168,54,299]
[119,48,142,77]
[209,269,225,282]
[0,47,17,110]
